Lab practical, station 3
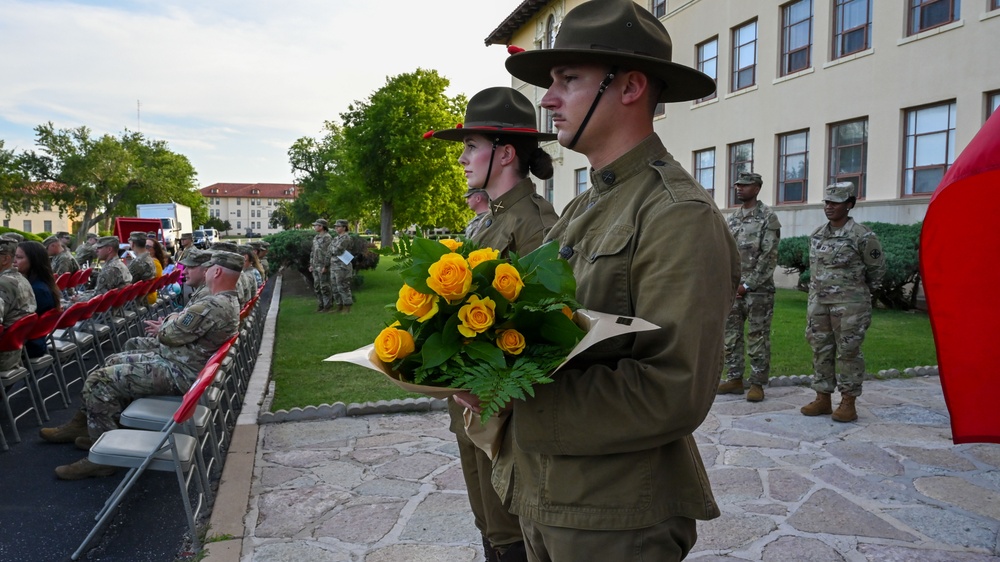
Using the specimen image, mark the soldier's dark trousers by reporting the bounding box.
[805,300,871,397]
[519,515,697,562]
[448,400,523,550]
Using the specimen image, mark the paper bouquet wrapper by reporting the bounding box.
[324,309,659,457]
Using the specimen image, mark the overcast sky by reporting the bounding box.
[0,0,522,187]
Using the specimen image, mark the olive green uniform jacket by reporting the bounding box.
[474,178,558,255]
[496,135,739,530]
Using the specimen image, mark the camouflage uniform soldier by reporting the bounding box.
[717,173,781,402]
[0,239,37,369]
[257,241,270,275]
[75,232,100,265]
[127,249,215,353]
[249,241,268,281]
[328,219,353,313]
[464,188,490,239]
[176,232,195,263]
[44,235,80,275]
[310,218,333,312]
[127,232,157,282]
[238,245,263,289]
[1,232,24,242]
[89,236,132,295]
[212,242,252,306]
[44,251,242,480]
[801,183,885,423]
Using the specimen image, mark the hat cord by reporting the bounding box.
[482,137,500,192]
[567,67,618,150]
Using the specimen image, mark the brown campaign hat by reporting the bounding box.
[505,0,715,103]
[431,87,557,142]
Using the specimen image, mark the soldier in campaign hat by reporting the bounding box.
[717,172,781,402]
[455,1,740,558]
[801,182,885,423]
[430,86,561,560]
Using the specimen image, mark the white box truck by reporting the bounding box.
[136,202,193,253]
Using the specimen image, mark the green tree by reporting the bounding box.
[340,68,469,246]
[204,216,231,233]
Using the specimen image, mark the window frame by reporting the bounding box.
[907,0,960,36]
[23,220,31,233]
[777,130,810,204]
[987,91,1000,121]
[43,220,53,233]
[694,148,716,197]
[731,20,758,92]
[727,140,755,207]
[902,100,957,197]
[828,118,869,200]
[780,0,813,76]
[993,0,1000,11]
[696,37,719,102]
[545,15,556,49]
[651,0,667,18]
[831,0,871,59]
[574,168,588,196]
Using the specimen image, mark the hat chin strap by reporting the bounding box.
[567,67,618,151]
[481,137,500,192]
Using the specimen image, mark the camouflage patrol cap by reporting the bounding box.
[824,182,856,203]
[42,235,61,247]
[129,231,147,244]
[260,240,270,248]
[248,241,262,249]
[95,236,119,249]
[179,248,212,267]
[1,232,24,242]
[735,172,763,186]
[56,231,71,241]
[180,232,193,241]
[0,238,16,255]
[334,219,348,229]
[464,188,488,198]
[210,242,239,253]
[85,232,99,241]
[208,250,244,272]
[236,244,254,257]
[312,218,329,228]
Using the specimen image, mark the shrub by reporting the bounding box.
[776,222,922,310]
[0,226,44,242]
[348,233,380,271]
[262,230,381,278]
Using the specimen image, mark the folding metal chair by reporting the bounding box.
[71,362,219,560]
[22,308,68,411]
[0,313,44,448]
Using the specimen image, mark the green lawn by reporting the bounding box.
[270,268,937,410]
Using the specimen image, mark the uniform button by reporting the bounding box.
[652,160,665,166]
[559,246,574,259]
[601,170,616,185]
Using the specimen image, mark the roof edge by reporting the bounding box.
[484,0,550,46]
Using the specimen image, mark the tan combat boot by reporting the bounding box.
[800,392,833,416]
[75,436,95,451]
[832,395,858,422]
[341,305,351,314]
[39,410,89,443]
[716,378,744,395]
[747,384,765,402]
[55,458,116,480]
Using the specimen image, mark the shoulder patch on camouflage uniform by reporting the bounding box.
[870,248,881,259]
[180,312,196,326]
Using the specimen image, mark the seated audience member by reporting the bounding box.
[15,241,61,358]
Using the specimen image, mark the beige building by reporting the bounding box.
[487,0,1000,236]
[1,204,78,236]
[199,183,298,236]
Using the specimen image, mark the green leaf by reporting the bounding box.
[539,311,586,348]
[464,340,507,370]
[420,331,461,369]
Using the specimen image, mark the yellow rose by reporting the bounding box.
[396,284,439,322]
[374,326,415,363]
[467,248,499,270]
[496,329,526,355]
[457,295,496,338]
[562,306,574,320]
[426,253,473,303]
[439,238,463,252]
[492,263,524,302]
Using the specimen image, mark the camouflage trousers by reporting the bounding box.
[312,267,332,309]
[124,336,158,352]
[80,351,194,438]
[330,262,353,306]
[723,292,774,385]
[805,300,871,397]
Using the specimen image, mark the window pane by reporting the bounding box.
[739,22,756,44]
[737,68,753,88]
[739,44,755,65]
[702,59,716,78]
[915,104,950,133]
[837,146,863,173]
[702,40,717,59]
[788,0,810,22]
[844,0,867,26]
[785,155,807,179]
[783,182,804,202]
[789,23,810,48]
[785,132,808,153]
[914,168,944,193]
[915,132,947,165]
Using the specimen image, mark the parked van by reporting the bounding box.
[193,228,219,248]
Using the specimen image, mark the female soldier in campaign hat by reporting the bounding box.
[428,86,560,561]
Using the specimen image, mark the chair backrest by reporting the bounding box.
[91,290,116,315]
[174,362,220,424]
[166,269,183,285]
[68,269,86,289]
[25,308,62,341]
[55,301,90,330]
[79,268,93,286]
[0,313,40,352]
[206,334,238,367]
[56,273,72,292]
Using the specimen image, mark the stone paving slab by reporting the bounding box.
[243,377,1000,561]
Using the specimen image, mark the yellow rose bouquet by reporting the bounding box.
[373,237,585,421]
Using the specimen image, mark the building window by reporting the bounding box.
[542,108,555,134]
[651,0,666,18]
[43,201,52,211]
[575,168,588,196]
[215,197,220,205]
[728,141,755,206]
[268,210,273,217]
[23,220,31,233]
[545,15,557,49]
[236,210,241,217]
[236,197,241,205]
[908,0,959,35]
[832,0,872,58]
[251,199,255,206]
[987,91,1000,120]
[777,130,809,204]
[781,1,813,76]
[544,178,554,203]
[2,220,7,228]
[829,119,869,199]
[694,148,716,196]
[904,101,956,195]
[43,220,52,232]
[731,21,757,92]
[237,221,241,229]
[696,37,718,101]
[993,0,1000,11]
[654,103,665,117]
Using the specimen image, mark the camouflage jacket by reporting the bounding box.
[94,256,133,294]
[0,267,37,369]
[311,232,332,270]
[128,252,157,282]
[237,270,255,307]
[727,201,781,292]
[465,211,489,240]
[808,218,886,304]
[51,249,80,275]
[474,178,558,256]
[328,232,353,270]
[157,289,240,378]
[75,243,97,265]
[188,283,209,305]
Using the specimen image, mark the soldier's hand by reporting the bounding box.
[736,285,747,298]
[308,266,313,272]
